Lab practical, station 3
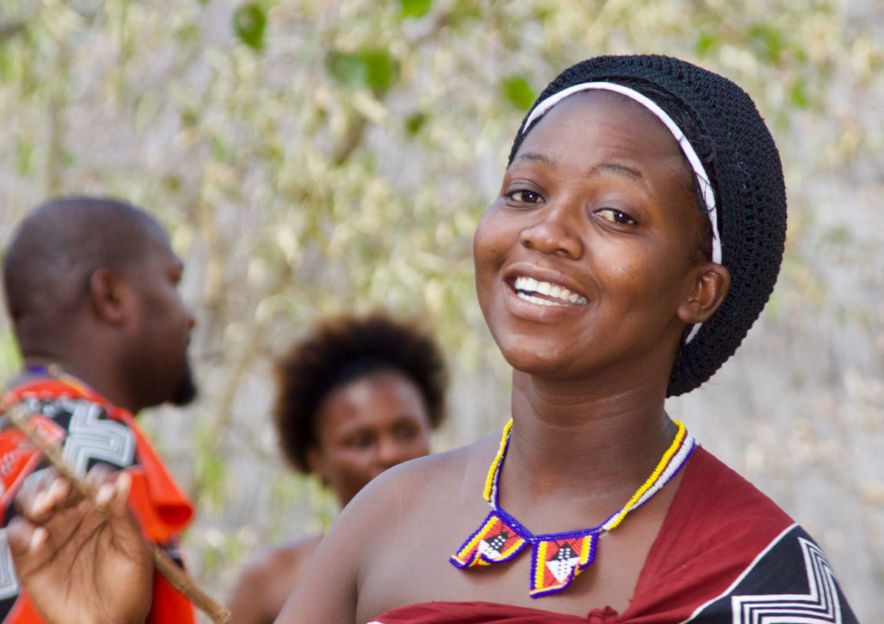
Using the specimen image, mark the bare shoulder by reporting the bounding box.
[278,434,501,622]
[236,534,322,583]
[348,434,499,515]
[228,535,322,624]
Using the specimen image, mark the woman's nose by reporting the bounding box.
[376,436,410,469]
[518,201,584,259]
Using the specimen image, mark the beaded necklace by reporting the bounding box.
[450,419,696,598]
[25,364,91,394]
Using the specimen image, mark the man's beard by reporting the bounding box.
[170,360,198,406]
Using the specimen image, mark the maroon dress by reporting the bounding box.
[368,447,857,623]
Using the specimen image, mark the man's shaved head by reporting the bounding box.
[3,196,166,325]
[3,195,197,412]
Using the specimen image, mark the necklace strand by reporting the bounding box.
[452,418,696,597]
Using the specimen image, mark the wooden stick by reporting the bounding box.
[3,402,231,624]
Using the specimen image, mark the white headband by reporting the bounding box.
[522,81,722,343]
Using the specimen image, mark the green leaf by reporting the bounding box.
[0,329,22,371]
[789,79,809,108]
[181,107,199,128]
[327,50,365,87]
[327,48,399,96]
[194,425,227,511]
[360,48,398,96]
[0,48,11,83]
[162,174,183,193]
[174,22,200,43]
[451,0,481,23]
[502,75,535,111]
[16,136,33,175]
[233,2,266,51]
[405,112,426,135]
[534,5,556,22]
[823,225,850,245]
[211,136,234,162]
[747,23,784,63]
[400,0,432,19]
[695,32,717,55]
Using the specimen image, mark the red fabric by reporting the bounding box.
[0,377,196,624]
[370,447,793,623]
[0,415,64,510]
[114,410,193,544]
[615,446,792,622]
[368,602,619,623]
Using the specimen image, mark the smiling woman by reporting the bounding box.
[274,55,858,623]
[6,55,859,624]
[474,90,727,383]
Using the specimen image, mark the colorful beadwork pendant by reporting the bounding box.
[450,419,696,598]
[450,510,527,567]
[530,534,598,597]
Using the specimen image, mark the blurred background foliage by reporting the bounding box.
[0,0,881,619]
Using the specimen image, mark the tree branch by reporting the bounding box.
[0,21,26,42]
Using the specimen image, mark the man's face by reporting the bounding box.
[123,226,197,410]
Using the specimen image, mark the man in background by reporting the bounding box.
[0,196,197,623]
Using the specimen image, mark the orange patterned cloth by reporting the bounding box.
[0,376,195,624]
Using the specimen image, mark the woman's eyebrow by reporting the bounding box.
[514,151,554,165]
[512,153,646,188]
[515,152,643,180]
[588,162,644,180]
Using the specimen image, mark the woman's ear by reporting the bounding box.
[88,268,131,325]
[305,447,331,489]
[678,263,731,325]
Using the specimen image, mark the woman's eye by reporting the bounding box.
[394,423,419,442]
[506,189,542,204]
[595,208,637,225]
[347,433,374,449]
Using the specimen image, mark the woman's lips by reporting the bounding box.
[511,275,589,307]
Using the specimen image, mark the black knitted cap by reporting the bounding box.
[509,55,787,396]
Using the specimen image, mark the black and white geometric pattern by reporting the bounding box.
[731,537,842,623]
[545,544,580,583]
[478,531,510,558]
[0,398,139,621]
[0,531,18,602]
[60,399,135,475]
[684,525,858,623]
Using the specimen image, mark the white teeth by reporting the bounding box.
[513,276,588,306]
[517,292,564,306]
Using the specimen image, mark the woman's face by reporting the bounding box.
[474,91,713,386]
[307,370,432,507]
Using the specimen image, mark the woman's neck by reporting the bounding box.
[501,370,677,507]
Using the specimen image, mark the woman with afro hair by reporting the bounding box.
[228,312,447,624]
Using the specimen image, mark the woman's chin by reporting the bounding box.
[498,343,577,378]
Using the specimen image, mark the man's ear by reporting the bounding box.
[677,263,731,325]
[88,268,131,325]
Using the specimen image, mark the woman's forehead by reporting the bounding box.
[513,91,689,176]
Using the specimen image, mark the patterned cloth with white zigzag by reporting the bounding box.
[685,524,857,624]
